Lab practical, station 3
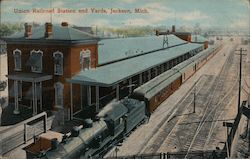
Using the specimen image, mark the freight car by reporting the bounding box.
[24,98,147,159]
[131,43,223,113]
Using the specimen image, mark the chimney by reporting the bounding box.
[156,30,160,36]
[45,22,53,38]
[24,23,32,37]
[172,25,175,33]
[61,22,68,27]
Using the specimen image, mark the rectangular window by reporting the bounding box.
[13,49,22,71]
[55,82,63,108]
[80,49,91,71]
[53,51,63,75]
[27,50,43,73]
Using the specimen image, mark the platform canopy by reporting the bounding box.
[67,43,203,87]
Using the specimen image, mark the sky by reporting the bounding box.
[0,0,249,30]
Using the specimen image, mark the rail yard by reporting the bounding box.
[107,38,250,158]
[0,0,249,158]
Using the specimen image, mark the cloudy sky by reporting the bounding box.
[1,0,249,29]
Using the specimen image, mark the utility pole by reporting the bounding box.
[193,87,196,113]
[235,48,247,114]
[193,81,197,113]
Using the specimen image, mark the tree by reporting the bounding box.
[0,23,23,37]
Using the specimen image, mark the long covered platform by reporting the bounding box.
[67,42,204,119]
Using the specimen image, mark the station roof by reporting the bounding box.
[68,42,203,87]
[98,34,187,65]
[4,25,98,43]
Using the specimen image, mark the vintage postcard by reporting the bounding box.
[0,0,249,158]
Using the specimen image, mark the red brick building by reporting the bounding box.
[4,22,98,120]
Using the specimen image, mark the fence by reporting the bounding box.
[106,153,162,159]
[0,112,54,155]
[105,150,227,159]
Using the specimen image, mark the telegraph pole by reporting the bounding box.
[193,81,197,113]
[235,48,247,114]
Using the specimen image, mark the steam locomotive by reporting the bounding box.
[24,98,148,159]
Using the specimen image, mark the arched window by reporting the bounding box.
[27,50,43,73]
[80,49,91,70]
[13,49,22,71]
[54,82,64,108]
[53,51,63,75]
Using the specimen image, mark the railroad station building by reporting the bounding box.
[3,22,207,124]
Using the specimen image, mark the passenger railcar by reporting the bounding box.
[132,69,182,113]
[131,43,223,113]
[172,60,196,82]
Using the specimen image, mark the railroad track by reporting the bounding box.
[140,44,240,156]
[184,45,237,158]
[141,75,216,153]
[183,44,239,158]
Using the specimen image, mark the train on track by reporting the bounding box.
[24,43,223,159]
[131,43,223,112]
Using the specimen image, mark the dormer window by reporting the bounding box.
[80,49,91,71]
[13,49,22,71]
[53,51,63,75]
[27,50,43,73]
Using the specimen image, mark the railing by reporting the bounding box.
[105,150,227,159]
[223,101,247,157]
[0,112,54,155]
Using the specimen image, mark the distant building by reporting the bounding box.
[156,25,192,42]
[191,34,209,49]
[4,22,204,122]
[156,25,208,48]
